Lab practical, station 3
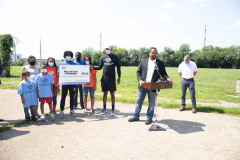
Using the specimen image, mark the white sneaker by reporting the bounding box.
[83,109,88,115]
[41,114,46,121]
[70,110,77,117]
[100,109,107,115]
[50,113,55,121]
[59,111,64,118]
[111,110,115,116]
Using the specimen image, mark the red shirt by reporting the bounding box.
[47,66,58,86]
[83,69,97,87]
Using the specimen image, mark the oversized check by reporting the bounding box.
[59,65,90,85]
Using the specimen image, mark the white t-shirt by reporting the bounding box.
[178,61,197,79]
[146,58,156,82]
[23,65,40,81]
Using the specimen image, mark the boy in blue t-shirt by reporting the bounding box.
[18,71,38,123]
[35,64,55,121]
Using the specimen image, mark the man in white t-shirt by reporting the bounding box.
[178,55,197,113]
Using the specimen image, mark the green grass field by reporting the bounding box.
[1,66,240,116]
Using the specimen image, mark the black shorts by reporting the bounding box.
[101,76,116,92]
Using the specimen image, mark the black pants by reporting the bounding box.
[53,85,57,106]
[60,85,75,111]
[74,85,84,108]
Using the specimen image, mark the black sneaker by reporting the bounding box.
[32,117,38,122]
[26,118,32,124]
[145,119,152,125]
[128,117,140,122]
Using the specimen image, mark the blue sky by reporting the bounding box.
[0,0,240,59]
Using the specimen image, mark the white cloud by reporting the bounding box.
[158,13,171,21]
[231,20,240,29]
[163,2,177,10]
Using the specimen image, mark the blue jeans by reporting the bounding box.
[181,78,196,108]
[82,86,95,95]
[24,105,36,119]
[74,85,84,109]
[133,88,156,120]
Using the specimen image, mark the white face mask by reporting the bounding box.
[85,61,90,65]
[106,50,111,54]
[66,56,72,61]
[41,69,47,73]
[48,62,54,67]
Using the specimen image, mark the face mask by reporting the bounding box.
[185,62,189,64]
[106,50,111,54]
[48,62,54,67]
[41,69,47,73]
[66,56,72,61]
[85,61,90,65]
[76,56,81,60]
[29,61,36,66]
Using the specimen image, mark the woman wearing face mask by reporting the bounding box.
[21,55,40,81]
[82,56,97,114]
[47,57,59,115]
[21,55,41,116]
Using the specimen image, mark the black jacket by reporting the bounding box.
[137,58,169,91]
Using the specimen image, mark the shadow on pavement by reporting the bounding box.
[160,119,206,134]
[84,108,148,122]
[0,129,30,141]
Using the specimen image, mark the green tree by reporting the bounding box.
[115,48,130,66]
[92,51,101,65]
[138,47,149,60]
[0,34,14,77]
[175,43,191,65]
[16,58,25,66]
[128,49,140,66]
[159,47,176,67]
[82,47,95,58]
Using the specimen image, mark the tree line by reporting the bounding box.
[1,34,239,78]
[82,44,240,69]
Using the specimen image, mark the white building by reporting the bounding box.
[11,54,22,63]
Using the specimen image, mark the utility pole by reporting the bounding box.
[40,38,42,59]
[100,33,102,52]
[204,25,206,48]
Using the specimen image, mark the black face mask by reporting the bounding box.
[76,57,81,60]
[29,61,36,66]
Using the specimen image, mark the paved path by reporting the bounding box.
[0,89,240,160]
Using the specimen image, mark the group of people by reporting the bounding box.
[16,45,197,125]
[17,46,121,123]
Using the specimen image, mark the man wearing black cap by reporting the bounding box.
[93,45,121,115]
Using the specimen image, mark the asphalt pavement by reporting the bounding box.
[0,89,240,160]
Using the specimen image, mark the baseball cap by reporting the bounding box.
[106,45,112,49]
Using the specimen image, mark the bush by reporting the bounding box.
[16,58,25,66]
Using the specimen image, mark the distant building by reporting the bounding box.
[11,54,22,63]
